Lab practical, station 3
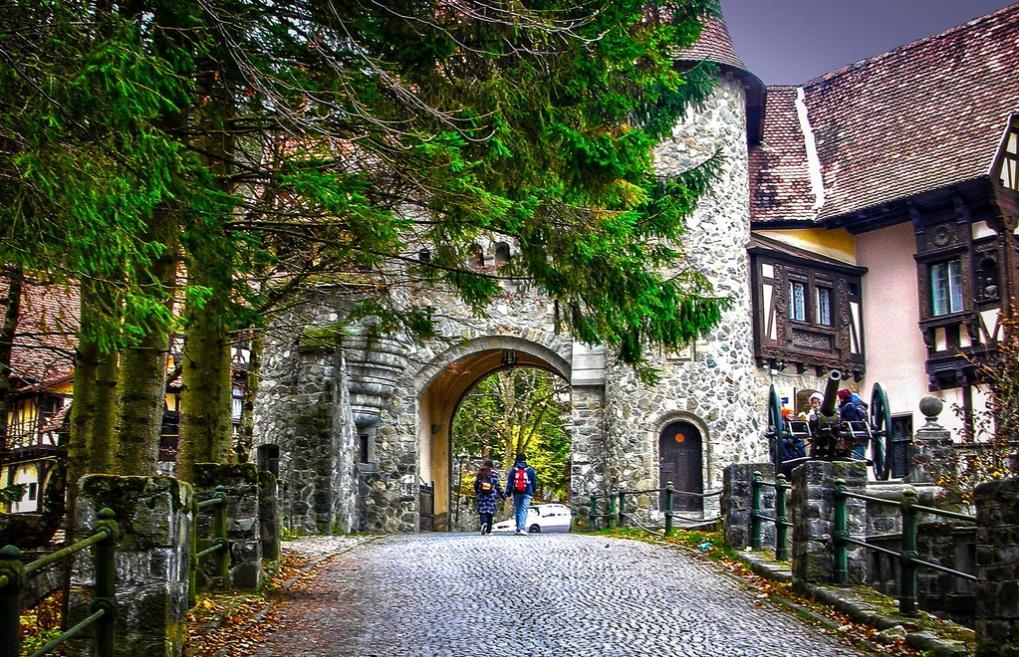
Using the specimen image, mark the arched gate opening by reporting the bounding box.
[417,339,571,531]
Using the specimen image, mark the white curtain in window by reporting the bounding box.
[816,287,832,325]
[789,282,806,321]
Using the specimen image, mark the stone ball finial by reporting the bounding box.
[919,396,944,421]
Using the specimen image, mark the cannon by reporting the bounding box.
[764,370,893,480]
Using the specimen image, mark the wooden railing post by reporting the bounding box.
[607,488,616,530]
[214,485,230,583]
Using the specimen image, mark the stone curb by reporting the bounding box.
[740,550,972,657]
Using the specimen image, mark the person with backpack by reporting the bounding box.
[473,459,505,535]
[506,452,537,535]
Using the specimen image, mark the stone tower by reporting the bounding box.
[600,18,766,502]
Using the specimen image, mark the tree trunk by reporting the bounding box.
[176,62,235,482]
[111,208,176,475]
[176,275,232,481]
[0,263,23,445]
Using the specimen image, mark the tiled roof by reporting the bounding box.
[750,3,1019,225]
[0,276,78,388]
[674,18,748,71]
[749,87,816,223]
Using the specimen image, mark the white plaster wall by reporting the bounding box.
[856,222,942,433]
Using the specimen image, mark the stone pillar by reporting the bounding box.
[974,476,1019,657]
[570,386,607,506]
[722,463,774,550]
[908,396,954,484]
[258,470,281,565]
[791,460,868,584]
[194,463,262,591]
[70,475,192,657]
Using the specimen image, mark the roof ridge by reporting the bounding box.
[801,2,1019,88]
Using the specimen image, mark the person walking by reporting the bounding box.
[473,459,505,535]
[506,453,537,535]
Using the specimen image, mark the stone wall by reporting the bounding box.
[973,476,1019,657]
[194,464,262,591]
[790,461,868,584]
[69,476,192,657]
[722,463,775,550]
[253,292,359,534]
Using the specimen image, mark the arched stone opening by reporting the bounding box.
[416,337,571,531]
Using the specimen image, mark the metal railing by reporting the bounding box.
[833,478,976,616]
[189,486,230,607]
[750,471,792,561]
[586,484,722,536]
[0,508,119,657]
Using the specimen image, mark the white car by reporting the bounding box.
[492,504,572,534]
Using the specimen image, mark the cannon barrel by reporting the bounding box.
[819,370,842,416]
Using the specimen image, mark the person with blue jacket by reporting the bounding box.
[506,453,537,535]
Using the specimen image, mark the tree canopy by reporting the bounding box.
[0,0,727,476]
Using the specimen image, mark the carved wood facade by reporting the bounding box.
[911,195,1015,391]
[750,239,866,379]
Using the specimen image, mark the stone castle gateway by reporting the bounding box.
[252,23,765,533]
[251,6,1019,533]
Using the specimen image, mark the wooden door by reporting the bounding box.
[659,422,704,512]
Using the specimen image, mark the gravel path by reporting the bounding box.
[255,533,872,657]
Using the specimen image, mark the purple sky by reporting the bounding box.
[720,0,1016,84]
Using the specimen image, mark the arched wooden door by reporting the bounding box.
[659,422,704,512]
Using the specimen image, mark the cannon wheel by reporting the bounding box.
[767,384,784,471]
[870,383,893,480]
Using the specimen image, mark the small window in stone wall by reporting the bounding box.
[359,434,370,464]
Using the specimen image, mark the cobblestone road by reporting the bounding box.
[254,533,872,657]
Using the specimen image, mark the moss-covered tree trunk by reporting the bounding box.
[111,209,177,475]
[177,63,235,482]
[177,267,232,481]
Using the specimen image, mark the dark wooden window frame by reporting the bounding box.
[750,249,866,378]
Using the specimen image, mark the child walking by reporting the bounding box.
[473,459,505,535]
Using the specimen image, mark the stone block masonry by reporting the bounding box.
[194,463,262,592]
[722,463,775,550]
[791,460,867,585]
[974,476,1019,657]
[69,475,193,657]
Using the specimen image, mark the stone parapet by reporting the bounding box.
[974,476,1019,657]
[69,475,193,657]
[194,463,262,591]
[258,470,281,565]
[722,463,774,550]
[790,461,867,585]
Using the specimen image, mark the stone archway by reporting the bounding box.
[416,337,572,531]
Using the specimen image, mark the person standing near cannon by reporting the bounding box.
[838,389,869,459]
